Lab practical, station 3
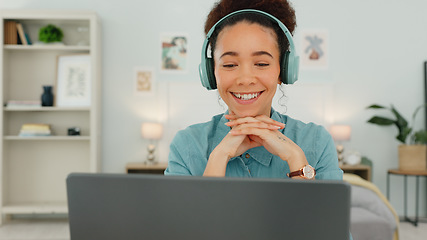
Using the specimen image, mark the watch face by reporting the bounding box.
[303,165,315,179]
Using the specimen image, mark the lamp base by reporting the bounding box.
[336,144,344,165]
[145,144,157,165]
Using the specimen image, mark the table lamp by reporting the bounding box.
[329,125,351,165]
[141,122,163,164]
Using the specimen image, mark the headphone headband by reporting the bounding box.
[199,9,299,90]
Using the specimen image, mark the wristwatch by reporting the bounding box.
[287,165,316,179]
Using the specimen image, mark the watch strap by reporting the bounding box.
[287,165,316,179]
[287,169,304,178]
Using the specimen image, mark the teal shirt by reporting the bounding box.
[165,108,343,180]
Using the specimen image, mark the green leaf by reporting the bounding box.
[390,105,408,129]
[366,104,386,109]
[412,103,427,125]
[414,130,427,144]
[396,127,412,144]
[367,116,395,125]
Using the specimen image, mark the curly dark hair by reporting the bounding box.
[204,0,297,68]
[204,0,296,35]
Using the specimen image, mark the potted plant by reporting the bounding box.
[38,24,64,44]
[367,104,427,170]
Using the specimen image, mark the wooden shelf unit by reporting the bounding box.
[0,10,101,224]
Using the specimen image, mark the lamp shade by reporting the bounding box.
[141,122,163,140]
[329,125,351,141]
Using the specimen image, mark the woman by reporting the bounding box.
[165,0,342,181]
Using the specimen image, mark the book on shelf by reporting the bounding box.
[4,20,18,45]
[24,31,32,45]
[6,100,41,108]
[19,123,51,137]
[3,21,32,45]
[16,23,28,45]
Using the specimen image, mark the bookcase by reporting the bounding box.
[0,10,101,224]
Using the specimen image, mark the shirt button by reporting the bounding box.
[245,153,250,159]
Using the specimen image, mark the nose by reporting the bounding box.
[236,64,257,86]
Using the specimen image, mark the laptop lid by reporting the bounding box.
[67,173,350,240]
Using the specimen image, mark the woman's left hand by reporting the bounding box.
[225,114,308,171]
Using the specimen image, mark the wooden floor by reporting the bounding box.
[0,219,425,239]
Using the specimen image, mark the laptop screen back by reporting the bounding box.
[67,173,350,240]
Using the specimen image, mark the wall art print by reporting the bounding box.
[134,67,155,96]
[56,54,91,107]
[161,33,188,73]
[300,29,329,70]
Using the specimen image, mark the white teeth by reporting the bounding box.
[233,92,260,100]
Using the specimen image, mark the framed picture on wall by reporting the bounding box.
[160,33,188,73]
[134,67,155,96]
[56,54,91,107]
[300,29,329,70]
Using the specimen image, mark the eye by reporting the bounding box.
[255,63,270,67]
[223,64,237,68]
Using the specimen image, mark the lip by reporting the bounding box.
[230,91,263,105]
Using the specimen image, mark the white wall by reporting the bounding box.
[1,0,426,217]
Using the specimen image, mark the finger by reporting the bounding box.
[248,134,263,144]
[225,117,259,126]
[225,114,237,120]
[226,121,281,131]
[229,126,279,136]
[255,115,286,128]
[226,117,285,129]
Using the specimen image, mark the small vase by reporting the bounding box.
[41,85,54,106]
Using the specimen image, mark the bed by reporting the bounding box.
[343,173,399,240]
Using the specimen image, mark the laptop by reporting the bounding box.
[67,173,351,240]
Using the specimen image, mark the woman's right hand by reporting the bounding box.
[203,114,283,177]
[203,124,254,177]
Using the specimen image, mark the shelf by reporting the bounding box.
[4,106,90,111]
[2,202,68,214]
[4,44,90,51]
[4,136,90,141]
[1,10,100,224]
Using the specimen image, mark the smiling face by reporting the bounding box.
[214,21,281,118]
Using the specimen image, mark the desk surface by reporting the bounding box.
[388,169,427,176]
[341,164,370,170]
[126,162,168,171]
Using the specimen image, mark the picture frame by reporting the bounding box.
[300,29,329,70]
[56,54,91,107]
[160,33,188,73]
[134,67,155,96]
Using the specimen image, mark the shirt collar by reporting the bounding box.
[214,108,286,167]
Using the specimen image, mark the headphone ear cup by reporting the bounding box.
[286,51,299,85]
[206,58,217,90]
[281,50,299,85]
[199,62,210,90]
[280,51,290,85]
[199,53,217,89]
[199,57,217,90]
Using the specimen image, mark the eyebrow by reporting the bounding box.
[219,51,274,59]
[252,51,274,58]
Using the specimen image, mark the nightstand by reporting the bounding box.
[126,162,168,174]
[341,164,372,181]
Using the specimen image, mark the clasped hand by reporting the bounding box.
[220,114,304,163]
